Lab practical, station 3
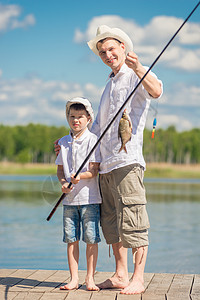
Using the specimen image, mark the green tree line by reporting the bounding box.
[0,124,200,164]
[0,124,68,163]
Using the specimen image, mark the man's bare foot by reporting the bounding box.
[60,278,79,290]
[120,277,144,295]
[85,276,99,291]
[97,273,129,289]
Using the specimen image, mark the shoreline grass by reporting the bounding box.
[0,162,57,175]
[145,162,200,179]
[0,162,200,178]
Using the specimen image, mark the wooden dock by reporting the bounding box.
[0,269,199,299]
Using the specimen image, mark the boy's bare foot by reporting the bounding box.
[85,276,99,291]
[97,273,129,289]
[60,278,79,290]
[120,277,144,295]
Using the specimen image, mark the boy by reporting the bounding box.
[55,97,102,291]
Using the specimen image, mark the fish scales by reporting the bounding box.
[118,109,132,153]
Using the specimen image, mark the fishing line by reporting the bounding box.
[46,1,200,221]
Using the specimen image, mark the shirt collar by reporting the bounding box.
[108,63,128,80]
[69,128,89,143]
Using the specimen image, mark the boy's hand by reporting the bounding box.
[70,173,80,184]
[62,182,73,194]
[54,139,61,156]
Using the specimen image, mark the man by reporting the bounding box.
[87,25,163,295]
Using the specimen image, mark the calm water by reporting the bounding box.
[0,175,200,274]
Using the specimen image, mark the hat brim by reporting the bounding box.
[87,28,133,56]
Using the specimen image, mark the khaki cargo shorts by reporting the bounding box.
[99,164,150,248]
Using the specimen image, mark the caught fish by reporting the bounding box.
[118,109,132,153]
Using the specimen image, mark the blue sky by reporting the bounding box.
[0,0,200,131]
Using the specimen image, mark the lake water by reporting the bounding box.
[0,175,200,274]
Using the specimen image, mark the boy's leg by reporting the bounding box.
[85,243,99,291]
[120,246,148,295]
[61,205,81,290]
[80,204,101,291]
[60,241,79,290]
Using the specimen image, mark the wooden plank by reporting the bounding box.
[26,269,57,282]
[9,269,57,293]
[12,292,44,299]
[191,296,200,300]
[91,291,117,299]
[66,290,93,299]
[144,273,174,295]
[191,274,200,297]
[0,290,19,300]
[0,270,199,300]
[32,270,70,292]
[117,292,141,299]
[0,269,17,278]
[166,274,194,299]
[142,295,166,300]
[167,295,190,300]
[94,271,115,285]
[8,269,36,278]
[0,269,36,291]
[143,273,155,291]
[39,292,68,300]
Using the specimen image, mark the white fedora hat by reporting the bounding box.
[87,25,133,56]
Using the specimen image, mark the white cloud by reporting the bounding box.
[74,15,143,45]
[0,4,35,33]
[0,93,7,101]
[157,114,194,131]
[74,15,200,71]
[0,75,103,126]
[0,73,199,131]
[10,14,35,29]
[146,82,200,131]
[166,83,200,106]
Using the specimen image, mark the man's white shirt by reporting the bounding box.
[92,64,163,174]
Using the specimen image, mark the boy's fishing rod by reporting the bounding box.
[46,1,200,221]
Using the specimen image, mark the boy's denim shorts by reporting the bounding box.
[63,204,101,244]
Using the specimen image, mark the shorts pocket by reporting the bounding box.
[121,203,150,231]
[116,167,146,204]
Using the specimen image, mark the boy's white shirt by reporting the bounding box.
[55,128,102,205]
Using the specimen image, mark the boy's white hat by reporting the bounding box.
[87,25,133,56]
[66,97,94,130]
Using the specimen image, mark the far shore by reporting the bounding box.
[0,162,200,178]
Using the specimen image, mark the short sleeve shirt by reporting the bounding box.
[55,128,102,205]
[92,64,163,173]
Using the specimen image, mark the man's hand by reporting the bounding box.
[54,139,61,156]
[125,51,162,98]
[125,51,141,71]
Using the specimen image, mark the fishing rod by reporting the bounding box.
[46,1,200,221]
